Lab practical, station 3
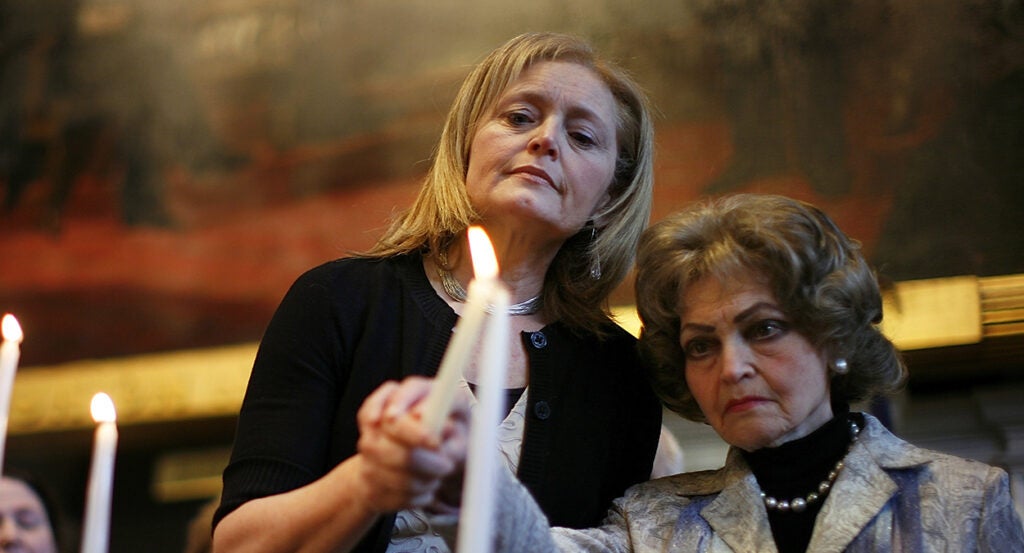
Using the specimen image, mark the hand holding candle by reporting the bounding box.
[82,392,118,553]
[0,314,23,476]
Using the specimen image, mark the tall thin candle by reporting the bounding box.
[0,314,23,476]
[82,392,118,553]
[455,283,510,553]
[421,226,498,435]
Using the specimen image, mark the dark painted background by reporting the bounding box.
[2,1,1023,550]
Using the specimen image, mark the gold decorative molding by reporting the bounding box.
[616,273,1024,352]
[7,274,1022,437]
[9,343,256,435]
[979,274,1024,338]
[880,273,1024,348]
[880,276,983,350]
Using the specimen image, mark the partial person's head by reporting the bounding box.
[182,495,219,553]
[0,475,59,553]
[373,32,655,334]
[636,194,906,450]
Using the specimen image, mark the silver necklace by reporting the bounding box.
[436,252,541,316]
[760,419,861,513]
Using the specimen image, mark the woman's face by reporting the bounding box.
[680,274,833,452]
[465,60,619,241]
[0,477,57,553]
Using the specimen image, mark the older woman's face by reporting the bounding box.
[0,477,57,553]
[680,274,833,452]
[465,61,618,241]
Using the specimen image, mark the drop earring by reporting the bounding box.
[589,226,601,280]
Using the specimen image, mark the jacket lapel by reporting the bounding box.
[808,414,929,553]
[809,444,897,552]
[700,450,778,553]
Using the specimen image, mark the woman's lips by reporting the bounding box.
[724,396,768,413]
[511,165,557,191]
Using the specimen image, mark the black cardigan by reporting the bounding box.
[215,254,662,551]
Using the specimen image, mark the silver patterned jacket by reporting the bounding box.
[459,413,1024,553]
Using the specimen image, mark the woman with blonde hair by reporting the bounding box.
[212,32,662,553]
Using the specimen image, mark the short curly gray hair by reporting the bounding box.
[636,194,907,422]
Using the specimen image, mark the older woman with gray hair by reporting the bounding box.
[370,193,1024,552]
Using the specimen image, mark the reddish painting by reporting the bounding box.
[3,0,1023,367]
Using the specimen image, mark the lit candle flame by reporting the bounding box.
[1,315,22,343]
[90,393,117,424]
[467,226,499,279]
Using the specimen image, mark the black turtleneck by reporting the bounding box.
[741,407,856,553]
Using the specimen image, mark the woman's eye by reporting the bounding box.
[505,111,533,126]
[683,338,714,359]
[14,509,44,530]
[570,131,597,147]
[749,320,786,340]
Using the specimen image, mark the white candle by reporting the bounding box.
[422,226,499,435]
[0,314,23,476]
[455,283,509,553]
[82,392,118,553]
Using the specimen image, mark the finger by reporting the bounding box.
[358,380,400,427]
[358,438,438,482]
[381,410,437,450]
[359,425,452,478]
[358,425,411,470]
[384,376,434,420]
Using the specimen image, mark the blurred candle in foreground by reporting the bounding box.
[0,314,23,476]
[422,226,499,435]
[82,392,118,553]
[455,281,510,553]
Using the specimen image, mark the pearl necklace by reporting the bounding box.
[760,419,861,513]
[436,251,542,316]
